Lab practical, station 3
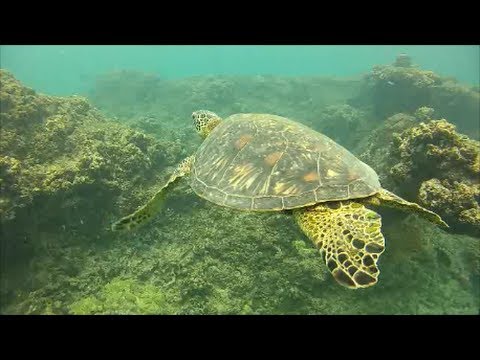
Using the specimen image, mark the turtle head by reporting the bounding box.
[192,110,222,139]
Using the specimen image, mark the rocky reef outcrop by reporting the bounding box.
[1,65,478,315]
[0,70,182,287]
[360,107,479,236]
[350,54,479,139]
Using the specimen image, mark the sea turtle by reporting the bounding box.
[112,110,448,289]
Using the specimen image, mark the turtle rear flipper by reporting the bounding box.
[295,201,385,289]
[111,155,194,231]
[365,189,449,229]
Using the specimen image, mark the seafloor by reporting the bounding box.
[1,56,479,314]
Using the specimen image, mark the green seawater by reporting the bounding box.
[0,45,479,315]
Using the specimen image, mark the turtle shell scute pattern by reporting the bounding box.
[191,113,381,210]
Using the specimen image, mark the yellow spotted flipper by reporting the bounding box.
[294,201,385,289]
[111,156,194,231]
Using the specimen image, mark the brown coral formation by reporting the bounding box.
[418,179,479,234]
[359,107,479,236]
[390,119,479,235]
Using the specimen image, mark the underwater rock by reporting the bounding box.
[88,70,361,132]
[8,195,479,315]
[357,112,418,186]
[350,58,479,139]
[360,112,479,236]
[121,113,200,159]
[393,53,413,68]
[414,106,435,122]
[398,119,480,235]
[311,104,371,149]
[4,200,332,314]
[391,120,479,183]
[430,80,480,139]
[418,179,479,236]
[381,215,479,309]
[365,63,442,117]
[0,69,181,254]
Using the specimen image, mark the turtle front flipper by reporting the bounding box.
[294,201,385,289]
[111,155,195,232]
[363,188,449,229]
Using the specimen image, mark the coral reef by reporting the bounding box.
[311,104,372,149]
[89,71,361,131]
[1,68,479,315]
[430,80,480,138]
[360,112,479,236]
[350,59,479,139]
[356,112,419,184]
[393,53,413,68]
[414,106,435,122]
[0,70,184,306]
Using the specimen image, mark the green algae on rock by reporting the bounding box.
[1,66,479,315]
[312,104,372,149]
[0,69,183,227]
[360,113,479,236]
[89,70,361,130]
[418,179,479,236]
[69,278,176,315]
[0,70,185,308]
[357,112,419,186]
[414,106,435,123]
[351,58,479,139]
[11,202,478,315]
